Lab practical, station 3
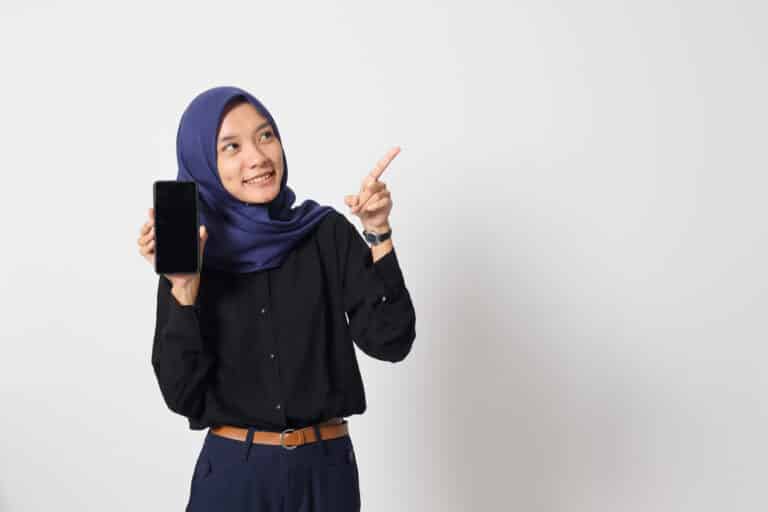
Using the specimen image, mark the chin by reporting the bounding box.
[239,173,281,204]
[242,186,279,204]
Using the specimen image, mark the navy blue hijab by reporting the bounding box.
[176,86,336,273]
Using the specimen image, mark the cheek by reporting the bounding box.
[217,161,240,183]
[274,145,284,167]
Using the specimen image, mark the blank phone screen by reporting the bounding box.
[153,181,199,274]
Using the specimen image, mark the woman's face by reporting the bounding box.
[216,100,284,204]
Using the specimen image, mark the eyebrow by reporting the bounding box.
[218,122,272,144]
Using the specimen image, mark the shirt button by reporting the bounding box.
[381,295,387,303]
[270,353,275,359]
[261,306,268,314]
[275,403,281,410]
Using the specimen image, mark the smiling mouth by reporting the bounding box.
[243,169,276,184]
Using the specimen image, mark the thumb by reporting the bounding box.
[198,225,208,271]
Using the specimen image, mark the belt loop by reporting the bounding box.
[312,423,329,456]
[243,426,256,461]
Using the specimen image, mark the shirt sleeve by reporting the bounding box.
[335,214,416,362]
[151,274,216,419]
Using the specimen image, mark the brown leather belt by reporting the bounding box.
[210,417,348,450]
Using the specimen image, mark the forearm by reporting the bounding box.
[152,275,214,418]
[368,221,393,263]
[371,237,393,263]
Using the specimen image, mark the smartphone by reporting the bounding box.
[153,180,200,275]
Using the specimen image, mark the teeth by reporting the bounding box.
[245,171,274,184]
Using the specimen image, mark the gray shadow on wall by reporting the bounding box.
[423,206,636,511]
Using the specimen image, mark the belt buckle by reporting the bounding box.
[280,428,299,450]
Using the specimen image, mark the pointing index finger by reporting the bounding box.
[369,146,401,181]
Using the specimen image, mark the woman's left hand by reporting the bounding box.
[344,146,400,232]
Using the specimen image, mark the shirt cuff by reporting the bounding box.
[372,247,406,294]
[163,292,204,349]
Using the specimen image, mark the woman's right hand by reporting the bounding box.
[137,207,208,306]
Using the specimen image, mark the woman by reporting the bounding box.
[136,85,416,511]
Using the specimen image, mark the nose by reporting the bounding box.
[244,141,270,169]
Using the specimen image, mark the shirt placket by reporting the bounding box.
[258,270,286,425]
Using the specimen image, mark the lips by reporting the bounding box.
[243,169,275,183]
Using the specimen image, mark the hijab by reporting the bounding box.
[175,86,336,273]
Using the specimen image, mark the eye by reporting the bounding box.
[222,142,239,152]
[260,130,274,142]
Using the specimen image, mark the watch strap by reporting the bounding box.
[362,228,392,245]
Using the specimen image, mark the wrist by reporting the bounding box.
[371,238,393,262]
[363,222,391,233]
[171,285,197,306]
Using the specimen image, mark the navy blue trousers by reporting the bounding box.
[185,423,361,511]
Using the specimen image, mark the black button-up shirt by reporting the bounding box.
[151,210,416,432]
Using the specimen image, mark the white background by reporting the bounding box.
[0,1,766,510]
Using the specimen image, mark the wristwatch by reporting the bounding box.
[362,227,392,246]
